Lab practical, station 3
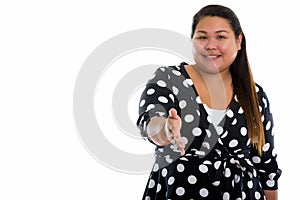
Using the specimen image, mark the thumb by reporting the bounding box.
[168,108,179,119]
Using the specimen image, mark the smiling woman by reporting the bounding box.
[136,4,282,200]
[192,16,242,75]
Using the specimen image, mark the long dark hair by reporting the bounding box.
[191,4,265,155]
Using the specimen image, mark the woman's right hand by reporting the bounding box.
[165,108,185,156]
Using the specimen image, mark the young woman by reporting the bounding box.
[137,4,281,200]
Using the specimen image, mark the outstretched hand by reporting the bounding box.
[165,108,185,156]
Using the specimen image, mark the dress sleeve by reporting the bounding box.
[136,66,180,143]
[250,85,282,190]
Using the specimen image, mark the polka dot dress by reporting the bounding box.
[137,62,282,200]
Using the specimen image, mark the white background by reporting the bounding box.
[1,0,298,199]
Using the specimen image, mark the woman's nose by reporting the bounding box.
[204,38,217,50]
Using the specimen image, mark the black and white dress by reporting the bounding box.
[136,62,282,200]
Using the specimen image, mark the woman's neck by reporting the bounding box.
[185,64,233,109]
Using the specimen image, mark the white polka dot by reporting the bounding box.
[154,183,161,193]
[264,158,271,164]
[183,79,193,87]
[229,139,238,148]
[247,180,253,189]
[181,137,188,145]
[221,131,228,138]
[192,127,202,136]
[212,181,220,186]
[252,156,261,164]
[202,142,210,149]
[180,157,188,161]
[259,105,262,113]
[168,177,175,185]
[214,161,221,169]
[224,168,231,177]
[234,95,239,102]
[184,114,194,123]
[231,118,237,125]
[177,164,185,172]
[162,168,168,177]
[147,104,155,110]
[266,179,275,187]
[253,169,257,177]
[196,96,202,104]
[234,174,240,183]
[157,80,167,87]
[207,116,212,123]
[139,99,145,107]
[223,192,230,200]
[179,100,187,109]
[218,138,223,145]
[216,126,223,135]
[237,154,244,158]
[263,97,267,108]
[159,67,165,72]
[247,138,251,146]
[266,121,271,130]
[203,160,212,165]
[226,109,234,118]
[172,70,181,76]
[238,107,244,114]
[153,163,159,172]
[195,150,205,156]
[182,80,189,87]
[262,143,270,152]
[148,179,155,188]
[169,94,175,102]
[188,175,197,184]
[186,78,193,85]
[240,127,247,136]
[242,191,246,199]
[230,158,236,164]
[255,191,261,199]
[145,196,150,200]
[165,155,173,163]
[261,115,265,122]
[199,188,209,197]
[199,164,208,173]
[158,96,168,103]
[269,173,276,179]
[206,129,211,137]
[147,88,155,95]
[172,86,179,95]
[176,187,185,196]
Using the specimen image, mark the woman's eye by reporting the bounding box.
[217,35,226,39]
[198,36,207,40]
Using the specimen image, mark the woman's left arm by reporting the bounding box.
[264,190,278,200]
[250,85,282,195]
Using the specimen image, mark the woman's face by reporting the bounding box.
[192,16,242,74]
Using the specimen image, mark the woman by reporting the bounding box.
[137,4,281,200]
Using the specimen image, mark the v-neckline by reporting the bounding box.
[178,62,236,125]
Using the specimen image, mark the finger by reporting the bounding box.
[178,143,185,156]
[176,137,185,150]
[170,136,185,156]
[168,108,180,120]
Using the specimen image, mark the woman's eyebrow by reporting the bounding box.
[195,29,229,34]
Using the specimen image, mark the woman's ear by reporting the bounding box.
[237,33,243,50]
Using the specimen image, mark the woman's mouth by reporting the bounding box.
[203,55,221,60]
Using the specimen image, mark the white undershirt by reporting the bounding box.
[203,104,226,127]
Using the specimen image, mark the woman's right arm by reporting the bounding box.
[146,116,170,146]
[147,108,185,155]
